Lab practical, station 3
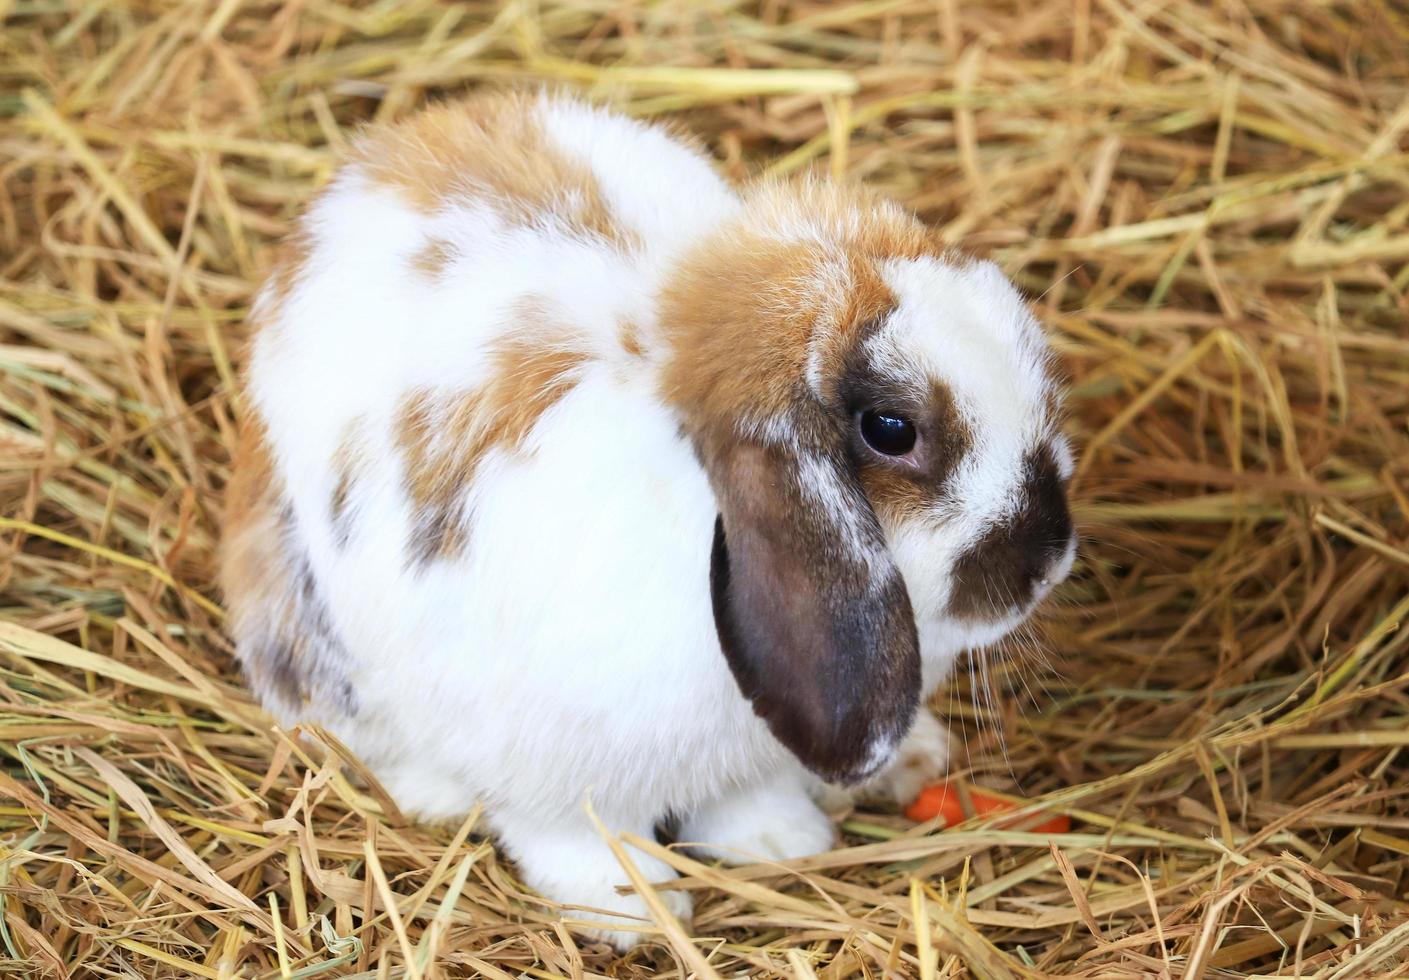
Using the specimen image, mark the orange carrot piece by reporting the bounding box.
[905,783,1071,833]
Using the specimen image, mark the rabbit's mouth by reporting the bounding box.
[908,532,1076,666]
[966,530,1075,633]
[942,454,1076,624]
[1031,534,1079,604]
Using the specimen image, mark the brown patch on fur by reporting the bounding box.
[351,92,638,251]
[618,319,645,358]
[395,389,476,566]
[221,413,354,716]
[410,237,460,282]
[329,417,369,548]
[926,382,975,472]
[856,466,923,522]
[395,304,590,566]
[659,239,824,431]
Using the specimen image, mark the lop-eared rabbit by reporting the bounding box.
[224,91,1076,948]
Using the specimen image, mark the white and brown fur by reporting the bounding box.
[223,90,1075,948]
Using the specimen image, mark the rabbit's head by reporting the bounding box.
[662,180,1075,784]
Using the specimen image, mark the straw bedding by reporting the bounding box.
[2,1,1408,977]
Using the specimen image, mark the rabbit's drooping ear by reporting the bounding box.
[708,441,920,785]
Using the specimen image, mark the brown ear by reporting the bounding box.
[707,442,920,785]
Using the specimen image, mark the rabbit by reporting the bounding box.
[221,89,1077,950]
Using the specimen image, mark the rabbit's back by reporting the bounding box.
[247,92,737,455]
[223,93,765,821]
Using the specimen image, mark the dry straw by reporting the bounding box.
[2,0,1408,977]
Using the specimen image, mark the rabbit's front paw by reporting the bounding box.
[680,776,836,864]
[500,818,690,952]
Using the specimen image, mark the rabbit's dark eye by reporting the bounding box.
[859,410,916,456]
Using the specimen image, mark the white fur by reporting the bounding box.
[238,94,1070,950]
[679,767,837,864]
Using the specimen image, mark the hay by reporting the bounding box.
[2,0,1407,976]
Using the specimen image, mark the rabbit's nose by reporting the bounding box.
[1029,529,1077,598]
[946,454,1074,622]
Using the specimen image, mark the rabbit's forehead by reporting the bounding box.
[861,256,1057,446]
